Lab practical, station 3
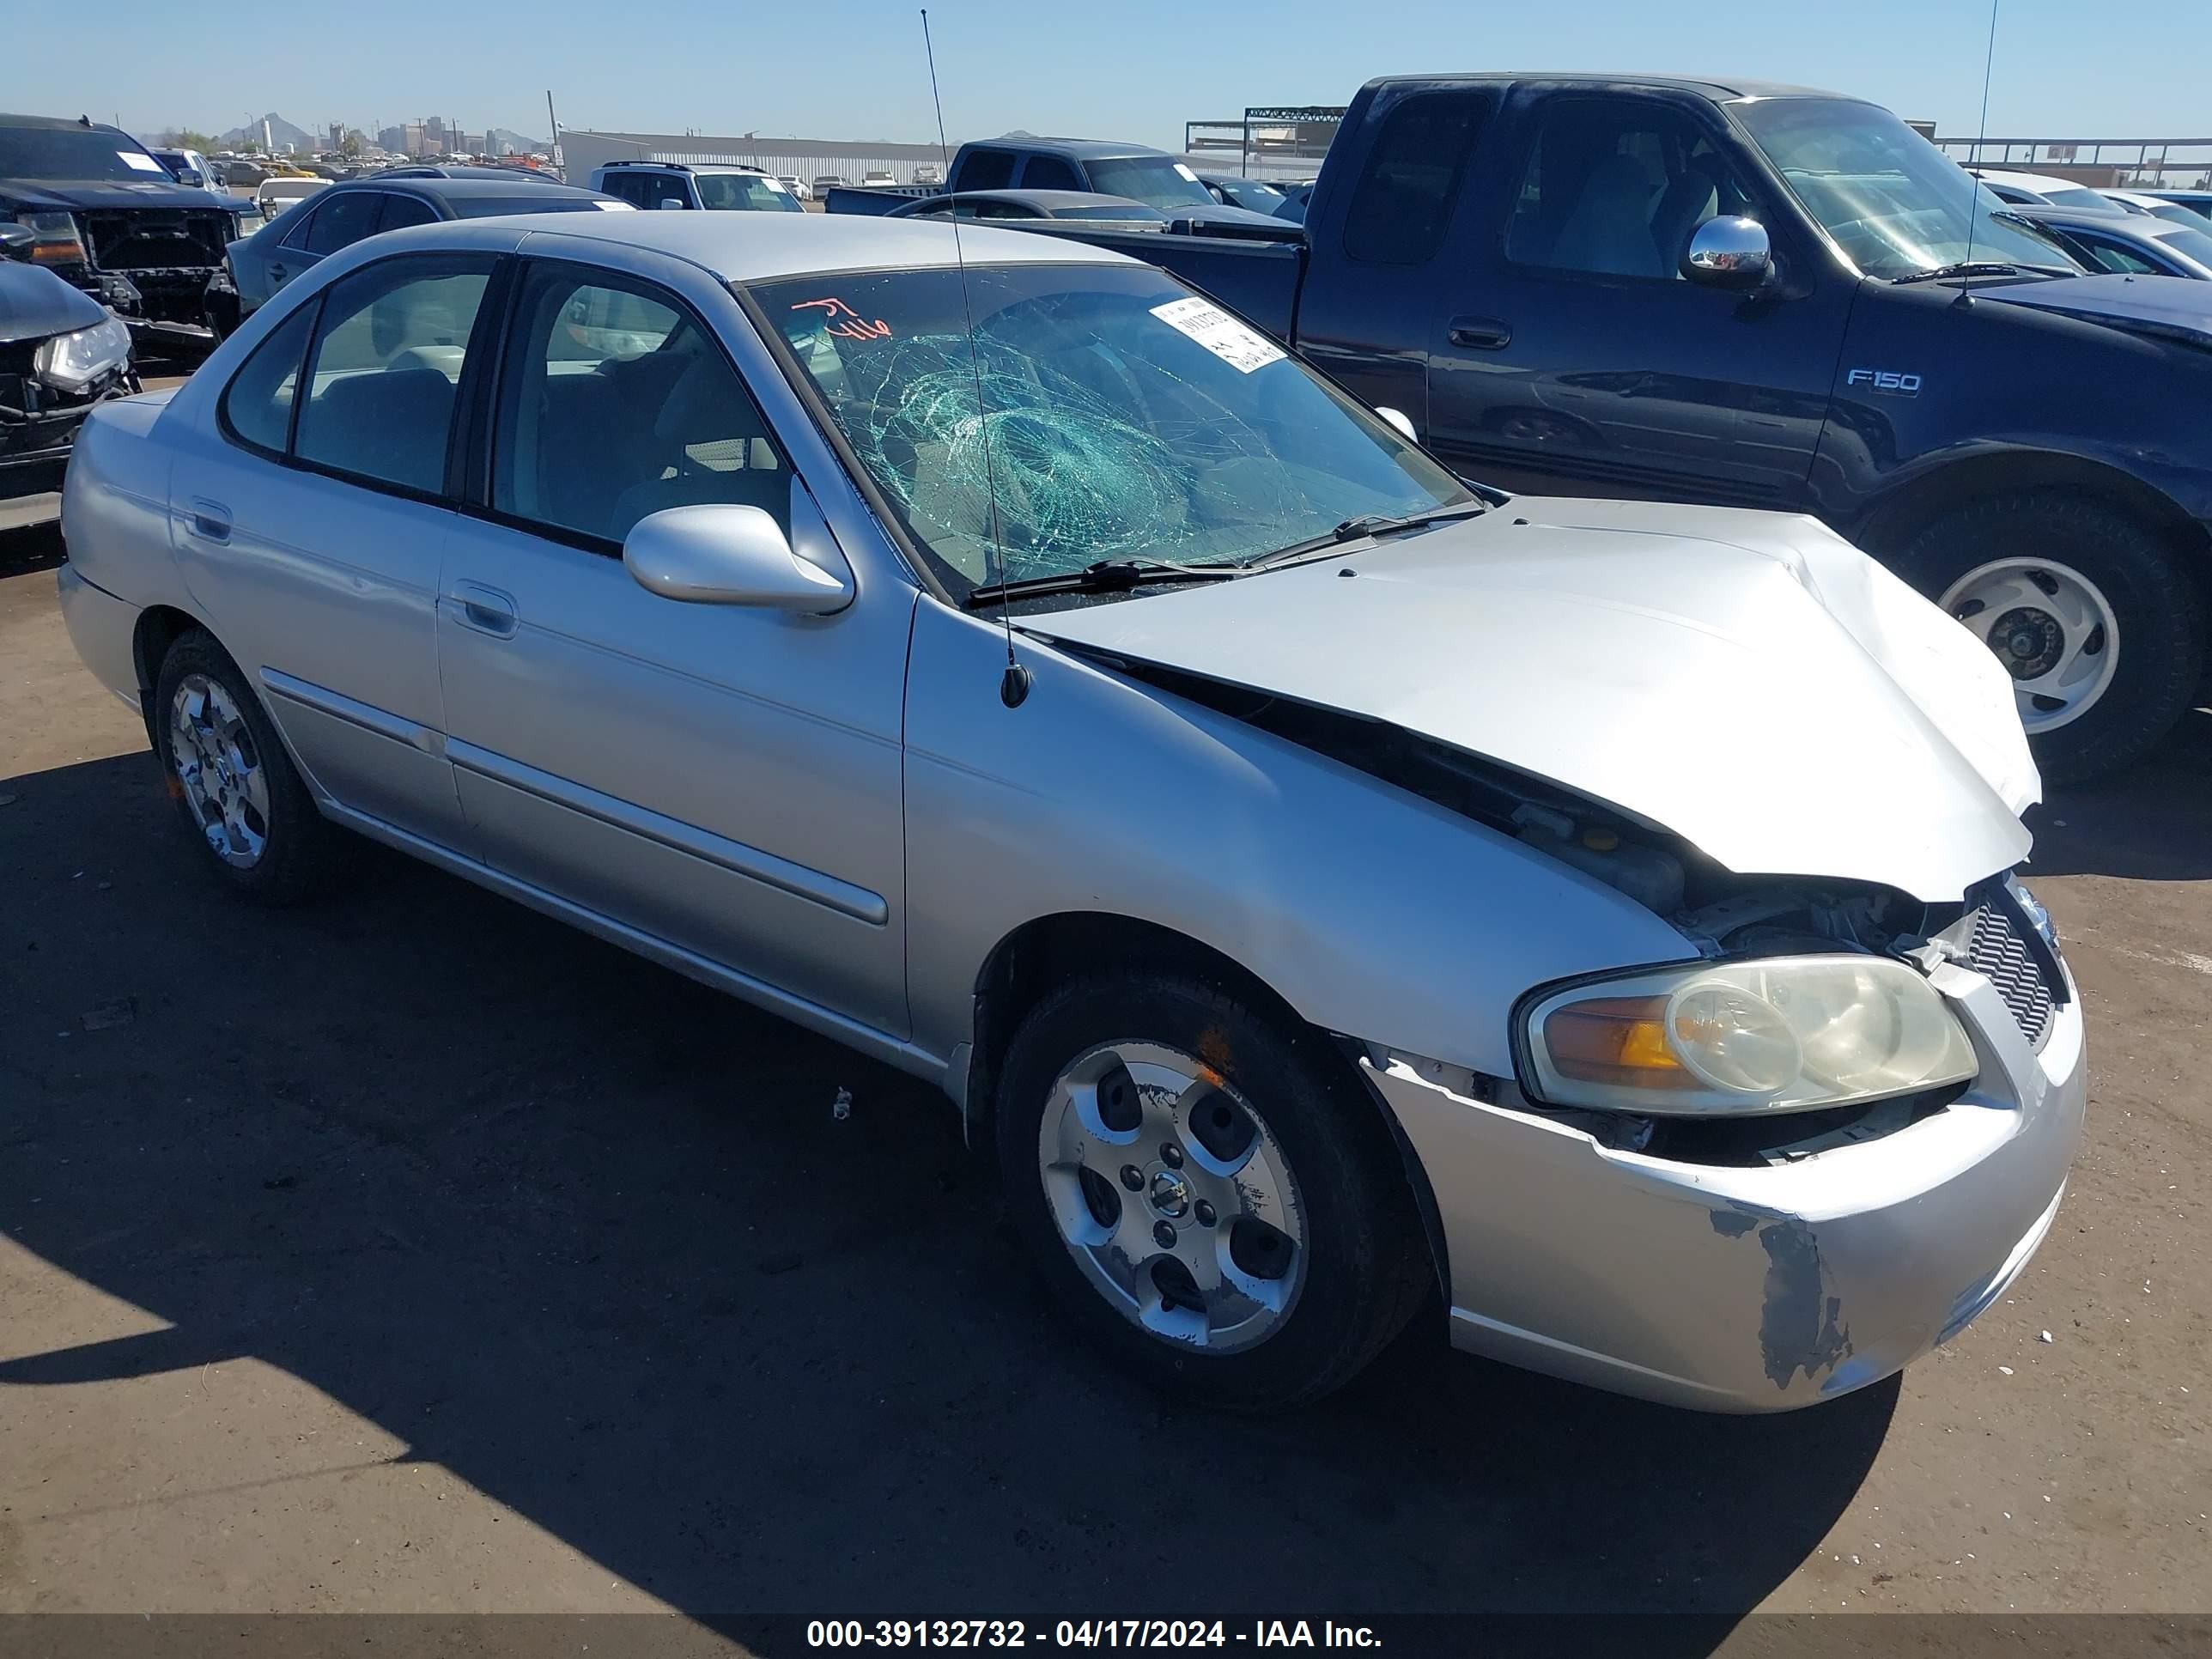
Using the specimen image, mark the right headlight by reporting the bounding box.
[1521,954,1978,1116]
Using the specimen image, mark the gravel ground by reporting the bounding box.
[2,514,2207,1639]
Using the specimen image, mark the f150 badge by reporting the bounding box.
[1846,368,1923,394]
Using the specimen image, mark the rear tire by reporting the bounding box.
[152,630,336,905]
[995,969,1430,1411]
[1888,490,2203,783]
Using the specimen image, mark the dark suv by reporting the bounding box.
[1,112,246,356]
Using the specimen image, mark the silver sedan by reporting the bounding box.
[57,211,2084,1411]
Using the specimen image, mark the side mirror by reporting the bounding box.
[1374,406,1418,443]
[1680,216,1772,289]
[0,222,33,258]
[623,502,854,613]
[658,196,686,211]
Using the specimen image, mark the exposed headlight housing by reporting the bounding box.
[34,315,134,395]
[15,210,86,265]
[1522,955,1978,1116]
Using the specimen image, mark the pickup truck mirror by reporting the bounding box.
[658,197,687,211]
[1680,216,1772,289]
[1374,407,1418,442]
[623,503,855,614]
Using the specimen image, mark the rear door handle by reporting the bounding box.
[187,498,232,543]
[267,263,289,285]
[447,581,518,640]
[1448,316,1512,350]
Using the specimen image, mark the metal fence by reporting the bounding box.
[1182,107,1346,182]
[1934,137,2212,188]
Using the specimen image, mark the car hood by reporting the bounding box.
[2,179,242,215]
[1983,271,2212,347]
[0,258,106,343]
[1022,498,2038,903]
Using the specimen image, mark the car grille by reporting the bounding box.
[1964,902,2057,1049]
[78,209,229,271]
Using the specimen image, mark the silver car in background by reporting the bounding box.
[56,213,2084,1412]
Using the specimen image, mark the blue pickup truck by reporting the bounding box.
[829,136,1290,234]
[1036,73,2212,781]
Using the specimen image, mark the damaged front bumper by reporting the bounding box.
[1364,960,2084,1413]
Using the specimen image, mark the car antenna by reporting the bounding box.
[1956,0,2002,307]
[921,7,1029,708]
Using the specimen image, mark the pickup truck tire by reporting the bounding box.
[152,631,337,905]
[995,970,1430,1412]
[1890,490,2204,782]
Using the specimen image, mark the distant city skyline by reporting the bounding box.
[23,0,2211,157]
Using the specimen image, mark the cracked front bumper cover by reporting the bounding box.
[1364,961,2084,1413]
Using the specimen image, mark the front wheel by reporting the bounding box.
[1892,491,2204,782]
[995,971,1430,1411]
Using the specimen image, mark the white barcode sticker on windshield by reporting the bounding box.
[120,150,166,173]
[1173,162,1200,182]
[761,175,787,192]
[1149,295,1285,373]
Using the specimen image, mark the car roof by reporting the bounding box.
[935,190,1155,210]
[1352,72,1854,102]
[0,112,133,133]
[602,160,767,173]
[976,137,1171,161]
[2026,204,2203,237]
[1973,167,2091,192]
[396,209,1139,280]
[328,176,609,202]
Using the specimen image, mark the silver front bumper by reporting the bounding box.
[1366,959,2084,1413]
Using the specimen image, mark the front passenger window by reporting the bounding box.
[293,256,493,494]
[1507,100,1754,279]
[491,264,789,547]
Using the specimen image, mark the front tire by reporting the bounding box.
[995,970,1430,1411]
[1890,491,2204,782]
[152,630,335,904]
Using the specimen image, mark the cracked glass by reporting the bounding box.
[745,264,1469,599]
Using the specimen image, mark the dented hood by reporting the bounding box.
[1023,497,2037,902]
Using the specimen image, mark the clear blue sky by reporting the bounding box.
[22,0,2209,151]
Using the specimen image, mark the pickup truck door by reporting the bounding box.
[434,253,913,1039]
[1422,88,1853,510]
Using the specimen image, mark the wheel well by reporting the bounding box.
[963,910,1450,1304]
[130,605,204,742]
[1857,453,2212,613]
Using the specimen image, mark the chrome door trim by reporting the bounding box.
[446,737,890,927]
[320,795,942,1083]
[258,665,446,755]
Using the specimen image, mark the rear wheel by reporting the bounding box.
[153,631,335,904]
[995,970,1429,1411]
[1891,490,2203,782]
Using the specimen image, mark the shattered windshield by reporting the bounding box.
[746,263,1470,598]
[1732,99,2083,278]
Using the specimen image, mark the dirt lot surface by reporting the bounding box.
[2,509,2207,1644]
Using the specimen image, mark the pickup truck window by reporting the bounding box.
[960,149,1018,191]
[749,264,1468,596]
[1021,155,1084,191]
[1085,156,1215,212]
[1341,91,1490,265]
[1506,100,1751,279]
[1731,97,2081,279]
[0,122,167,182]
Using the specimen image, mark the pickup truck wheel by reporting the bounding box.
[153,631,335,905]
[996,971,1429,1411]
[1894,491,2204,782]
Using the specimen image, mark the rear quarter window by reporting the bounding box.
[1341,90,1492,265]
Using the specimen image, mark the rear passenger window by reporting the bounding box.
[217,303,316,456]
[491,264,788,547]
[1341,91,1490,265]
[1021,155,1083,191]
[380,193,437,230]
[293,256,494,494]
[303,190,384,255]
[959,149,1017,191]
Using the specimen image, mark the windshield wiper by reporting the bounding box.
[1248,500,1490,568]
[963,558,1240,610]
[1892,261,2032,285]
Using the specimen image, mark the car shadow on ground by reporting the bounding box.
[2,749,1892,1650]
[2025,708,2212,882]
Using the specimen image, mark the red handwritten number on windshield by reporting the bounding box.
[791,297,892,342]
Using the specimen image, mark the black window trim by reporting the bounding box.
[1500,88,1780,288]
[456,252,793,561]
[212,247,502,511]
[1340,86,1492,268]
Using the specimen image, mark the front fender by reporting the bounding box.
[902,598,1694,1084]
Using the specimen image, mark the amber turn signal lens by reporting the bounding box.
[1542,995,1697,1089]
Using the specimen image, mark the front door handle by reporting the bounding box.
[186,498,232,543]
[267,263,289,286]
[1448,316,1512,350]
[447,582,518,640]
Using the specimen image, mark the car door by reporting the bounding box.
[1423,88,1853,509]
[434,252,913,1037]
[168,250,497,847]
